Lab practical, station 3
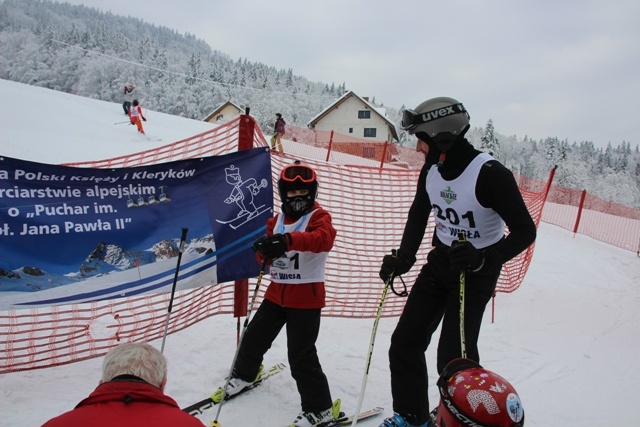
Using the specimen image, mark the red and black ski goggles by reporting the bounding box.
[281,164,316,183]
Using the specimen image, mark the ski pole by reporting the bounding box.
[113,120,130,125]
[160,227,188,354]
[211,258,269,427]
[351,275,393,427]
[457,231,467,358]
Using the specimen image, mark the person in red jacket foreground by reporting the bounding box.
[213,161,338,427]
[129,99,147,134]
[41,342,205,427]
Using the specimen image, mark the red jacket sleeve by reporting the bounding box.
[287,206,335,253]
[254,205,336,264]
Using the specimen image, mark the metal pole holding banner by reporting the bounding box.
[160,227,188,354]
[233,108,256,322]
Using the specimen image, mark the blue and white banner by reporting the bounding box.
[0,148,273,310]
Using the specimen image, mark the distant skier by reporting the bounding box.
[122,83,135,115]
[129,99,147,135]
[271,113,286,154]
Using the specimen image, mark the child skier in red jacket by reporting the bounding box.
[213,161,339,427]
[128,99,147,134]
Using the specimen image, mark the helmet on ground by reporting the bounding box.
[278,160,318,218]
[435,358,524,427]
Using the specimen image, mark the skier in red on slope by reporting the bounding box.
[128,99,147,134]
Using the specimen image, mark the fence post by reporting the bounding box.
[325,130,334,162]
[573,189,587,235]
[233,107,255,323]
[379,141,389,172]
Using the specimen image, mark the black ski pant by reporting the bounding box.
[123,101,131,115]
[388,247,499,425]
[234,299,332,412]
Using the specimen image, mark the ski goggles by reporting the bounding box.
[281,164,316,183]
[401,103,467,131]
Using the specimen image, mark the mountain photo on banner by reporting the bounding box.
[0,148,273,310]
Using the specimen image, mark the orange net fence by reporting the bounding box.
[283,124,425,169]
[1,116,634,373]
[541,185,640,252]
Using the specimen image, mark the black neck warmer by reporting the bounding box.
[427,138,480,180]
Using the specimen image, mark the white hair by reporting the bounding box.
[101,343,167,388]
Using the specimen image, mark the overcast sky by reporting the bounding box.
[62,0,639,148]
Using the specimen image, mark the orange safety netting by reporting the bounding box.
[541,184,640,252]
[0,116,551,373]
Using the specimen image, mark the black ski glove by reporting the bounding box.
[379,248,416,282]
[448,241,484,272]
[142,117,147,121]
[252,233,289,260]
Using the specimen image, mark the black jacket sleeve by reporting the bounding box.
[398,163,432,256]
[476,161,537,267]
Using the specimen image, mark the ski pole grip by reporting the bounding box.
[179,228,189,252]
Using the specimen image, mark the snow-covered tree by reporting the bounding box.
[480,119,500,158]
[0,0,638,207]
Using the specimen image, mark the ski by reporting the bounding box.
[142,135,162,142]
[320,406,384,427]
[182,363,286,416]
[215,204,271,229]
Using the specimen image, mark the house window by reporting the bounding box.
[358,110,371,119]
[363,147,375,158]
[349,128,353,133]
[364,128,377,138]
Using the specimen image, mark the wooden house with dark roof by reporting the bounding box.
[307,91,398,142]
[203,101,243,124]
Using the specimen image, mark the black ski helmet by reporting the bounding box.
[133,99,139,106]
[402,97,470,153]
[277,161,318,218]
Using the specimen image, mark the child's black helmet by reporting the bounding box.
[277,161,318,218]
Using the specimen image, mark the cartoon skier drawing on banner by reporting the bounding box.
[217,165,270,229]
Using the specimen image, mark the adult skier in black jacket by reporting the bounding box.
[378,97,536,427]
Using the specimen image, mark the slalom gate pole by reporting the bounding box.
[160,228,188,354]
[457,231,467,358]
[351,275,393,427]
[212,259,269,427]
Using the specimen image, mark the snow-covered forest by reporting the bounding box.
[1,0,639,207]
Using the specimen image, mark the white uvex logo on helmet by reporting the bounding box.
[419,105,463,123]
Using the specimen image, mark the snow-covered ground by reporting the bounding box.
[1,79,639,427]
